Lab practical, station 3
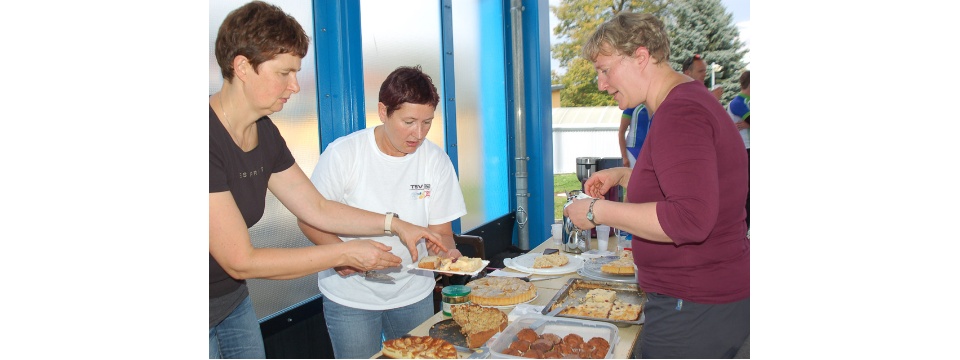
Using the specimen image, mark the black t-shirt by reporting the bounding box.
[209,105,295,302]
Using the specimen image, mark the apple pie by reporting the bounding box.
[465,277,537,306]
[381,336,458,359]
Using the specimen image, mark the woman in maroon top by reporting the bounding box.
[564,12,749,358]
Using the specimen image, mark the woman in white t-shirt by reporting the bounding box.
[298,65,467,359]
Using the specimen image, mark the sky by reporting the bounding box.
[548,0,751,73]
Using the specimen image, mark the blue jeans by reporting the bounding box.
[322,294,434,359]
[209,296,265,359]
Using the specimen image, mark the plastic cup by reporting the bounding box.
[617,231,632,252]
[551,223,563,246]
[596,225,610,251]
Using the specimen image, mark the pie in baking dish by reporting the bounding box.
[465,277,537,306]
[381,335,458,359]
[558,288,642,321]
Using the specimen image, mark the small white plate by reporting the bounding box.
[405,260,489,277]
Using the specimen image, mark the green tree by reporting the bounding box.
[551,0,670,107]
[665,0,748,103]
[551,0,748,106]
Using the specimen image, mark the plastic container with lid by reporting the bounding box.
[488,314,619,359]
[441,285,471,317]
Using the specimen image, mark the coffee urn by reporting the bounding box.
[575,157,599,191]
[595,157,624,202]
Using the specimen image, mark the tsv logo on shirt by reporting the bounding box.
[409,184,431,200]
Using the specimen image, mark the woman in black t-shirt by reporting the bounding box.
[208,2,447,358]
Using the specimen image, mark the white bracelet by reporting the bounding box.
[384,212,399,235]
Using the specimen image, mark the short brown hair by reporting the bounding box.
[739,70,750,89]
[379,65,440,117]
[582,12,670,64]
[215,1,310,81]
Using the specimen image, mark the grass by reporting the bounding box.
[553,173,581,221]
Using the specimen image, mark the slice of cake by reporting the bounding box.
[584,289,617,303]
[419,255,483,273]
[609,301,642,321]
[561,301,614,318]
[600,258,634,275]
[447,257,482,272]
[450,303,508,348]
[418,255,441,270]
[533,253,569,268]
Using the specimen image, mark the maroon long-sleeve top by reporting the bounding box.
[627,81,750,304]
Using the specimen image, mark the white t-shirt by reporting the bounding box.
[309,127,467,310]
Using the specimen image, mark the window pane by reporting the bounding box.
[209,0,320,320]
[360,0,445,148]
[452,0,510,231]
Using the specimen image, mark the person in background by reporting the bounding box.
[567,12,749,358]
[209,3,445,358]
[298,66,467,359]
[728,70,750,229]
[681,54,723,100]
[618,104,651,168]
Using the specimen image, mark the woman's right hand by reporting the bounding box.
[338,239,402,275]
[584,167,630,198]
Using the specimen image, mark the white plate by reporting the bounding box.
[504,253,584,275]
[405,259,489,277]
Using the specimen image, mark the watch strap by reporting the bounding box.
[587,199,599,226]
[384,212,399,235]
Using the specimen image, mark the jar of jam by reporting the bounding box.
[441,285,471,317]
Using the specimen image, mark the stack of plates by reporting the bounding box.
[503,252,584,275]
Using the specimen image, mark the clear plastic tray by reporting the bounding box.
[487,314,619,359]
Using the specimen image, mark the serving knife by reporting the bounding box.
[363,270,395,282]
[521,275,564,282]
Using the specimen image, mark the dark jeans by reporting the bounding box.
[634,293,750,358]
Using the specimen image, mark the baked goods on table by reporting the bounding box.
[450,303,509,348]
[600,250,634,275]
[418,255,483,273]
[559,288,642,321]
[532,252,569,268]
[608,301,643,321]
[465,277,537,306]
[381,335,458,359]
[584,289,617,303]
[503,329,610,359]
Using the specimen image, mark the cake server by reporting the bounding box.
[363,270,395,282]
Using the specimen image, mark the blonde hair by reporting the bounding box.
[582,12,670,64]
